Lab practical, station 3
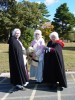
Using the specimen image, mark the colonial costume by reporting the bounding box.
[43,32,67,88]
[30,30,45,83]
[8,28,29,89]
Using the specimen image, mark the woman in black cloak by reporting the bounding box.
[8,28,29,89]
[43,31,67,89]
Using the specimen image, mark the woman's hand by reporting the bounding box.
[45,47,55,53]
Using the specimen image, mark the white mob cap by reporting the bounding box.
[49,31,59,40]
[12,28,21,36]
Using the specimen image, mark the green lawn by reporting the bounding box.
[0,43,9,73]
[63,42,75,71]
[0,42,75,73]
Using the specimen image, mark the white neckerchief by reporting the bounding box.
[17,39,25,50]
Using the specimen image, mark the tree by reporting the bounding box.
[0,1,50,46]
[67,28,75,41]
[40,22,54,42]
[52,3,75,39]
[0,0,17,42]
[0,0,16,11]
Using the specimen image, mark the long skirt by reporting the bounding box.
[23,54,29,81]
[30,60,44,82]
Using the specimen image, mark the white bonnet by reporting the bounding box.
[49,31,59,40]
[12,28,21,36]
[34,29,42,38]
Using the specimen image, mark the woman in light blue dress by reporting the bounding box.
[30,30,45,83]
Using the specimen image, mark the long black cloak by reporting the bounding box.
[43,41,67,88]
[8,36,28,86]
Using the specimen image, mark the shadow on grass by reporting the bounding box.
[63,47,75,51]
[0,51,9,53]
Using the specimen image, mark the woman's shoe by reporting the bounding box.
[23,82,29,87]
[16,85,24,90]
[16,85,26,90]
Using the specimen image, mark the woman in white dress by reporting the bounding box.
[30,29,45,83]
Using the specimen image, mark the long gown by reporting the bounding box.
[30,38,45,82]
[43,40,67,88]
[8,36,28,86]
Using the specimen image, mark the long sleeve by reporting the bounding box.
[31,38,45,59]
[35,38,45,56]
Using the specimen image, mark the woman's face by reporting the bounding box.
[35,33,40,40]
[15,31,20,39]
[51,35,56,42]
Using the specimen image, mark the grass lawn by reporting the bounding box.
[63,42,75,71]
[0,42,75,73]
[0,43,9,73]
